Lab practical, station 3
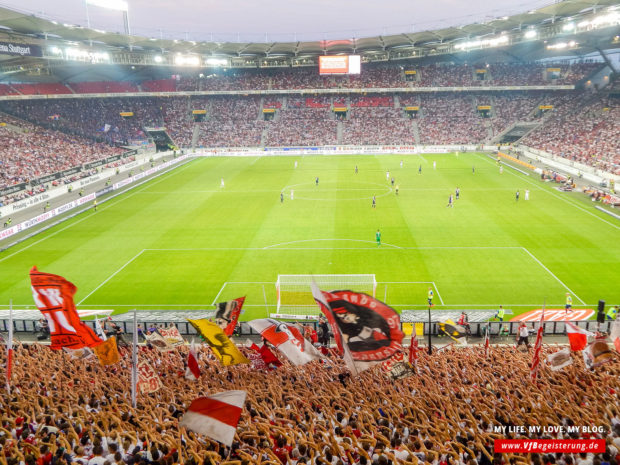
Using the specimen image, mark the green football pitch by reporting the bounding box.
[1,152,619,320]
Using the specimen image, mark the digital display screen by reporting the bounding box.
[319,55,361,75]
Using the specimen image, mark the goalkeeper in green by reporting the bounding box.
[376,229,381,247]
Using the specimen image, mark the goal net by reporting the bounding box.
[275,274,377,318]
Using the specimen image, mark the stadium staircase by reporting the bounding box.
[336,121,344,144]
[191,124,200,149]
[393,95,401,108]
[260,128,269,147]
[64,83,77,94]
[411,120,421,144]
[491,121,541,144]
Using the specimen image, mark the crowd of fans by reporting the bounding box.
[0,80,617,194]
[0,340,618,465]
[343,108,416,145]
[0,60,598,98]
[265,106,337,147]
[0,113,123,190]
[521,93,620,175]
[417,95,488,144]
[0,99,162,146]
[196,97,264,148]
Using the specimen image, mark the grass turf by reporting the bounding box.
[1,152,618,320]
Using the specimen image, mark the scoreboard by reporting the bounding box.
[319,55,361,75]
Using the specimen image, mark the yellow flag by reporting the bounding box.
[187,319,249,366]
[93,336,120,366]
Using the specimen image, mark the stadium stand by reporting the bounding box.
[522,93,620,174]
[0,113,123,189]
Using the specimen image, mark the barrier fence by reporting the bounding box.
[0,309,612,339]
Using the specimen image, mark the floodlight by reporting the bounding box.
[562,22,575,31]
[86,0,129,12]
[524,30,537,39]
[154,55,163,63]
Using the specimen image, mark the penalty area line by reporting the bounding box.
[521,247,586,305]
[77,249,146,305]
[210,282,228,307]
[432,282,445,306]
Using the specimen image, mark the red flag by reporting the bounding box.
[5,304,13,393]
[246,340,281,370]
[214,297,245,336]
[186,340,201,380]
[247,319,322,366]
[484,323,490,359]
[179,391,246,446]
[409,334,419,364]
[29,267,103,350]
[530,307,545,382]
[312,284,403,374]
[566,322,593,351]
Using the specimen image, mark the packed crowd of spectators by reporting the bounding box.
[488,92,544,136]
[1,85,617,193]
[342,108,415,145]
[417,95,488,144]
[0,340,618,465]
[0,113,123,190]
[522,93,620,175]
[196,96,264,147]
[0,98,162,146]
[265,99,337,146]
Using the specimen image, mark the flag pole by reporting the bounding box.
[6,300,13,394]
[131,309,138,408]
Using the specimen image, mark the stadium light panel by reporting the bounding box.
[86,0,129,12]
[562,22,575,31]
[524,30,537,39]
[206,58,228,66]
[174,54,200,66]
[154,55,163,63]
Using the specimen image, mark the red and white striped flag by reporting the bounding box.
[179,390,247,447]
[530,307,545,382]
[186,340,201,380]
[565,322,593,351]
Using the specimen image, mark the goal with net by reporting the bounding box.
[275,274,377,318]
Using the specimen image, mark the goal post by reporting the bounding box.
[275,274,377,317]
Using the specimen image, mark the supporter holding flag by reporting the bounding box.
[245,339,282,369]
[187,319,249,366]
[247,319,322,366]
[179,391,247,447]
[29,267,103,350]
[312,283,403,373]
[213,297,245,336]
[565,322,594,351]
[530,307,545,382]
[186,339,201,380]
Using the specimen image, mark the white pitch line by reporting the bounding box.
[210,282,228,306]
[0,159,198,263]
[432,282,445,305]
[521,247,586,305]
[77,249,146,305]
[474,152,620,231]
[263,239,402,249]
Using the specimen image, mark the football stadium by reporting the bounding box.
[0,0,619,463]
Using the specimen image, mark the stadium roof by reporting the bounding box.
[0,0,617,57]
